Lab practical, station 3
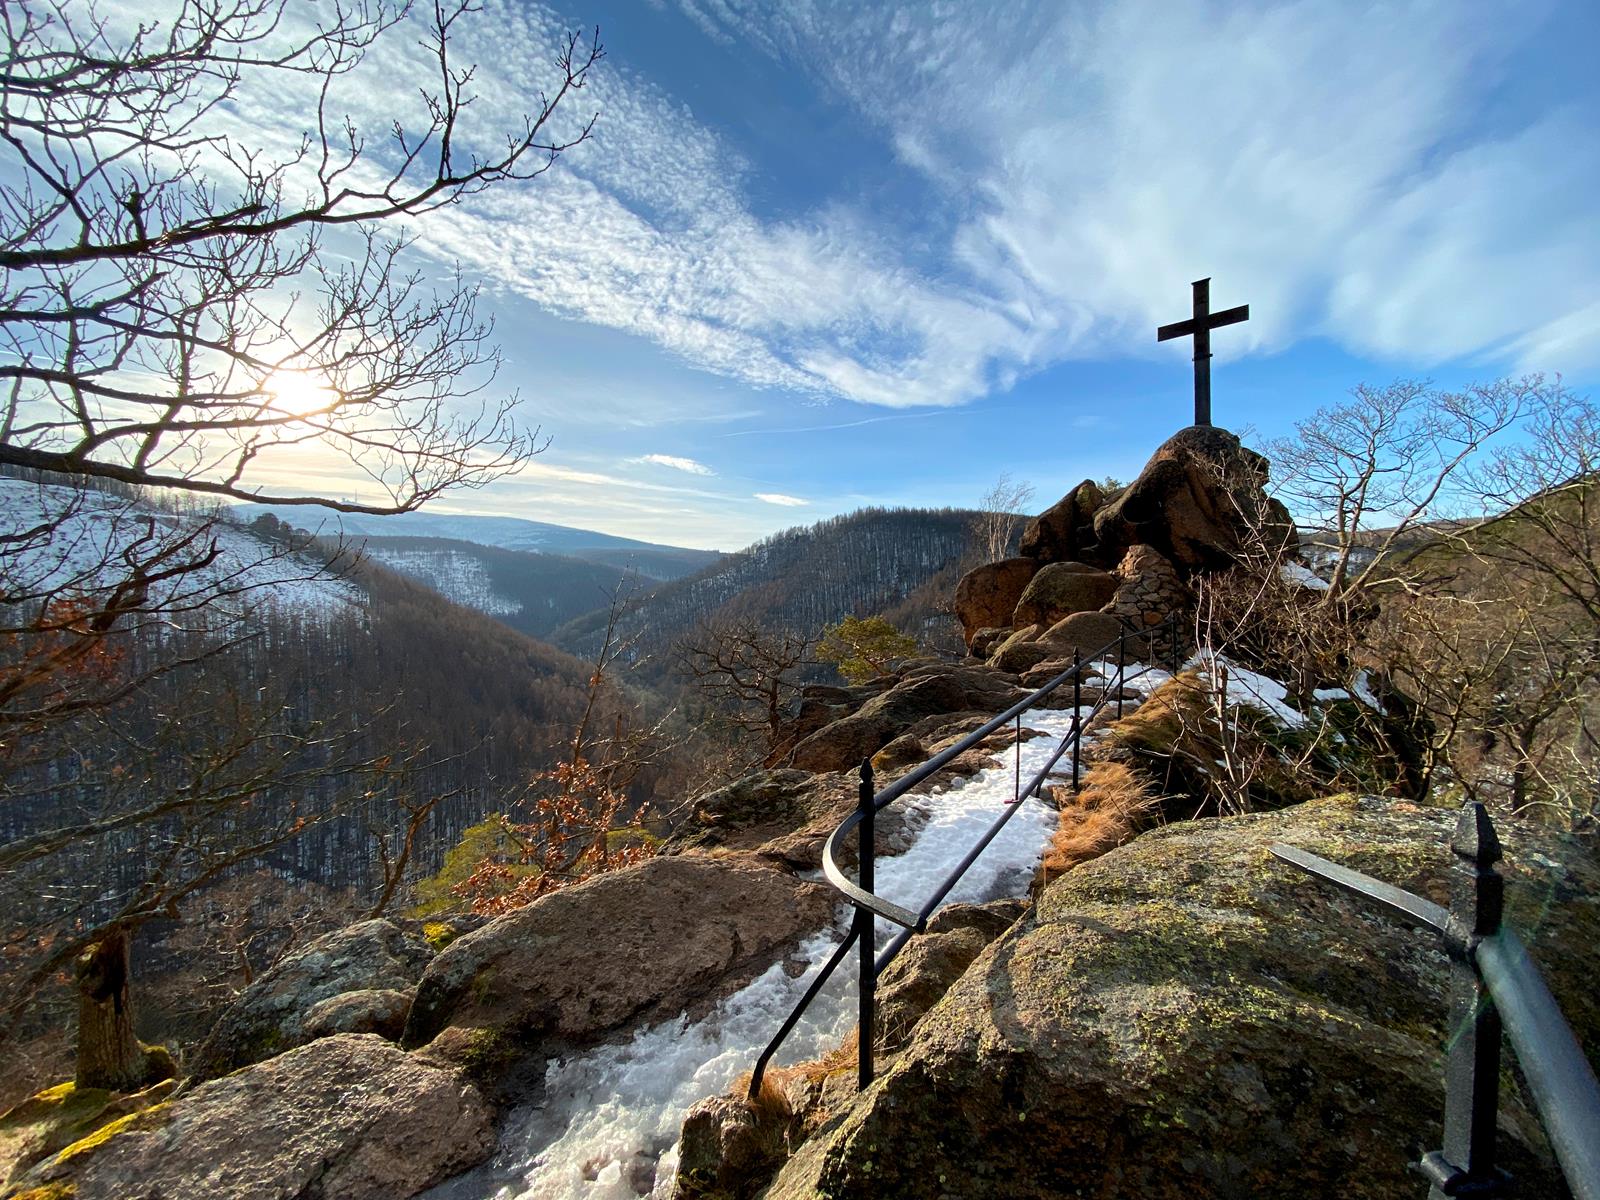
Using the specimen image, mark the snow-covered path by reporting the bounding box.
[432,663,1173,1200]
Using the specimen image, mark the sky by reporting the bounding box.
[118,0,1600,549]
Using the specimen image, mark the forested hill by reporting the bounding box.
[550,506,991,671]
[352,535,639,640]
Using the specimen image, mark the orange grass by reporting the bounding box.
[1039,760,1162,879]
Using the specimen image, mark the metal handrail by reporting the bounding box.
[1273,806,1600,1200]
[748,613,1182,1097]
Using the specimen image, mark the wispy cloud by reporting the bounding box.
[754,493,809,507]
[717,408,961,438]
[137,0,1600,432]
[630,454,716,475]
[523,0,1598,389]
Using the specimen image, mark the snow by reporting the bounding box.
[1280,561,1331,591]
[1193,652,1307,729]
[364,547,521,616]
[428,672,1168,1200]
[1351,669,1382,710]
[1312,674,1382,712]
[0,477,360,619]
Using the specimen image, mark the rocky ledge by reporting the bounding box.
[759,795,1598,1200]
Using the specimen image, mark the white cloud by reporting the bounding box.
[631,454,716,475]
[649,0,1598,380]
[107,0,1598,423]
[754,492,809,507]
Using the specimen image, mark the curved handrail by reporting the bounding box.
[749,613,1181,1097]
[822,617,1174,937]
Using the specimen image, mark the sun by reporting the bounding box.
[264,369,337,418]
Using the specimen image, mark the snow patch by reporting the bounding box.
[364,547,522,616]
[1195,653,1307,729]
[0,478,359,618]
[1280,561,1331,591]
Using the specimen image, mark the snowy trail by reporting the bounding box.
[432,663,1171,1200]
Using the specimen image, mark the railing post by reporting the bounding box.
[1117,626,1126,719]
[856,758,876,1091]
[1014,711,1022,804]
[1420,802,1511,1199]
[1071,649,1082,790]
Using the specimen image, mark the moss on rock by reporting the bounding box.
[766,796,1598,1200]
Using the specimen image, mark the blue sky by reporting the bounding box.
[256,1,1600,548]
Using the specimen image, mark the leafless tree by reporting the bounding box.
[1266,378,1551,599]
[0,0,607,1089]
[970,472,1034,564]
[0,0,599,509]
[676,617,815,753]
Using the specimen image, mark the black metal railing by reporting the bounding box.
[1272,803,1600,1200]
[748,614,1182,1098]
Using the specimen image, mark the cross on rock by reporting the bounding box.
[1157,278,1249,427]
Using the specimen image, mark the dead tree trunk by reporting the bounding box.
[75,928,147,1091]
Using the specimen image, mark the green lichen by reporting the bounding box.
[455,1027,516,1084]
[8,1182,76,1200]
[51,1102,169,1166]
[422,921,459,951]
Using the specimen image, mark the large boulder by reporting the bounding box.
[661,769,855,855]
[1019,480,1106,565]
[1011,561,1118,629]
[1041,610,1124,659]
[401,856,834,1095]
[16,1035,493,1200]
[1093,425,1285,570]
[786,667,1021,773]
[986,625,1055,674]
[954,558,1038,647]
[188,918,433,1082]
[767,796,1599,1199]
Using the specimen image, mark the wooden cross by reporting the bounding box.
[1157,277,1249,426]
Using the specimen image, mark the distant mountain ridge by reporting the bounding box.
[552,506,999,673]
[228,503,723,581]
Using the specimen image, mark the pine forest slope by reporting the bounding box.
[354,535,639,640]
[551,507,991,673]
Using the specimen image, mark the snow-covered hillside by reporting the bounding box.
[363,546,522,616]
[0,477,360,619]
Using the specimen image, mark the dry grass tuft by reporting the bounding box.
[728,1031,859,1115]
[1039,760,1162,880]
[729,1068,795,1121]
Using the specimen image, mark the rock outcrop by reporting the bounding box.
[402,856,834,1097]
[14,1035,493,1200]
[1093,424,1294,570]
[1019,479,1104,564]
[765,796,1598,1199]
[786,665,1023,773]
[188,918,433,1082]
[953,558,1038,647]
[1010,561,1118,629]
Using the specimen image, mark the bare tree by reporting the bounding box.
[0,0,607,1089]
[970,472,1034,563]
[0,0,599,509]
[1257,375,1596,825]
[1266,378,1551,599]
[676,617,814,753]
